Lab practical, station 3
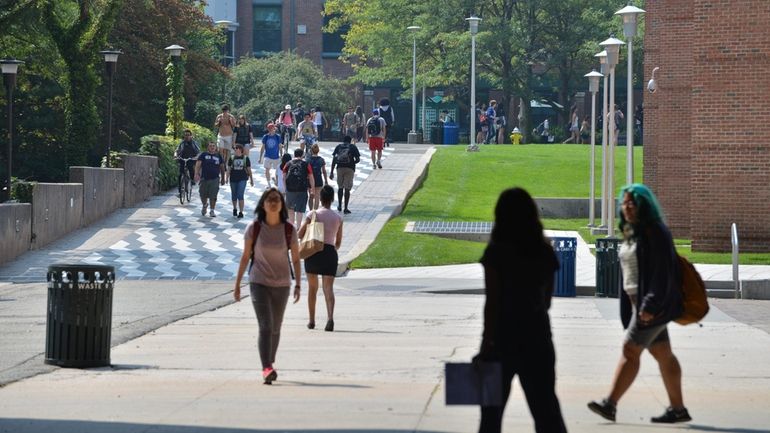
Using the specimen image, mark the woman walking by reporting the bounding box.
[355,106,365,143]
[476,187,567,433]
[234,188,302,385]
[228,144,253,218]
[307,143,328,210]
[588,183,690,424]
[234,115,255,157]
[298,185,343,332]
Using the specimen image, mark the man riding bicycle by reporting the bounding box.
[174,128,200,194]
[295,112,317,155]
[276,104,296,150]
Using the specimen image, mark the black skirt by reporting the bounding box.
[304,244,338,276]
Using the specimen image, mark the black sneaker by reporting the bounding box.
[651,407,691,424]
[587,399,616,422]
[343,208,351,214]
[233,208,237,217]
[237,211,244,219]
[337,205,342,212]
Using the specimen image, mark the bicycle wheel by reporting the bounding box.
[180,176,188,205]
[186,177,192,203]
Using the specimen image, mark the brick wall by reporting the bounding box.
[235,0,253,58]
[643,0,694,238]
[645,0,770,252]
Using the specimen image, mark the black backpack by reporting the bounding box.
[379,106,393,126]
[285,159,308,192]
[336,144,352,164]
[367,118,381,136]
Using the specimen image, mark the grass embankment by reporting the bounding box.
[352,144,769,268]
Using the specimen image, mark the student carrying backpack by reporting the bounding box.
[285,159,309,192]
[367,117,381,136]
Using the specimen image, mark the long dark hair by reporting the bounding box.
[255,187,288,223]
[490,187,545,246]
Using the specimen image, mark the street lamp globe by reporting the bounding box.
[615,5,646,38]
[599,36,625,67]
[585,70,603,94]
[594,50,608,75]
[164,44,186,58]
[99,49,122,64]
[1,59,24,75]
[466,16,481,35]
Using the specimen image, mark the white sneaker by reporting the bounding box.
[209,210,216,217]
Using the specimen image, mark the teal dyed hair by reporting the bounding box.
[618,183,664,232]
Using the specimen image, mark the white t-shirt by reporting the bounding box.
[619,239,639,296]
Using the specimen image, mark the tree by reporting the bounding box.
[324,0,632,142]
[40,0,123,167]
[226,52,350,125]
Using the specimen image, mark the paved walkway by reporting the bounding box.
[1,289,768,432]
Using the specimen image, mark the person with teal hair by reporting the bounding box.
[588,183,691,424]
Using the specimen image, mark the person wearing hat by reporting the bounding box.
[277,104,296,151]
[365,109,387,169]
[259,122,282,188]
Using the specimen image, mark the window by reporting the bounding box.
[253,5,281,55]
[322,14,348,58]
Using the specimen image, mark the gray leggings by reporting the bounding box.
[250,283,290,368]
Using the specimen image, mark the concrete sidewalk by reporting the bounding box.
[1,288,768,432]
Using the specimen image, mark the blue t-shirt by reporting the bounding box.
[262,133,281,160]
[197,152,223,180]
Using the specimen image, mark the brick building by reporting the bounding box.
[644,0,770,252]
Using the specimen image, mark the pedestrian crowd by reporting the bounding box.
[172,100,377,385]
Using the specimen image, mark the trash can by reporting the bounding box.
[443,123,459,144]
[431,123,444,144]
[551,237,577,297]
[45,264,115,368]
[595,238,621,298]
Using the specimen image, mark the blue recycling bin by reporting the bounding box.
[443,123,459,145]
[551,237,576,297]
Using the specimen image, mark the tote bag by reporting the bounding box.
[299,211,325,259]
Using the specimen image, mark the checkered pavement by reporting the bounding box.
[81,146,390,280]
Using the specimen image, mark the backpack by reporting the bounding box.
[336,144,351,164]
[379,105,393,126]
[367,118,381,136]
[479,113,487,124]
[674,254,709,325]
[285,159,308,192]
[249,222,293,273]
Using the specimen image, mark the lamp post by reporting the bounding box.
[1,59,22,202]
[600,36,625,238]
[585,70,603,228]
[466,16,481,151]
[99,50,121,168]
[164,44,186,140]
[615,4,645,185]
[407,25,421,144]
[215,20,234,102]
[594,51,609,233]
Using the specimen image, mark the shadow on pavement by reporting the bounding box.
[686,425,770,433]
[0,419,452,433]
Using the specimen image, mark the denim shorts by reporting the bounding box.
[230,180,247,201]
[285,191,308,213]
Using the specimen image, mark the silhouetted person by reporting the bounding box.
[476,187,568,433]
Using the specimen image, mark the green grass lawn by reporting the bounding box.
[351,144,770,268]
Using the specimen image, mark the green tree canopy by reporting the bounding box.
[226,52,350,125]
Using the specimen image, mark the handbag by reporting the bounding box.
[445,362,503,406]
[299,211,325,259]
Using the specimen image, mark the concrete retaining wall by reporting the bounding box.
[0,203,31,265]
[69,167,125,227]
[120,154,158,207]
[30,183,83,250]
[535,198,607,219]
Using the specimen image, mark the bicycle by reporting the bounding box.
[279,125,294,157]
[176,157,195,205]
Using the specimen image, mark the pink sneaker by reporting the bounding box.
[262,367,277,385]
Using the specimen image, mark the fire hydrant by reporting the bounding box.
[510,127,522,145]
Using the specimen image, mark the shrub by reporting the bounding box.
[139,134,177,191]
[183,121,216,147]
[11,179,36,203]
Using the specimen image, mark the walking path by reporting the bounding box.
[1,142,769,432]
